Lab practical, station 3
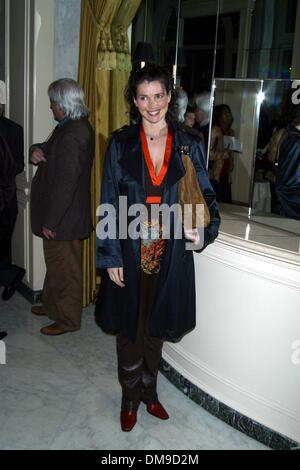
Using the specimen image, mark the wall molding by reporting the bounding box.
[200,237,300,291]
[164,342,300,426]
[160,357,300,450]
[218,232,300,266]
[17,282,42,304]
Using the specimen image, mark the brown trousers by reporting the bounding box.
[117,272,163,411]
[42,239,83,331]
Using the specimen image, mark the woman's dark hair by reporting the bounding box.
[125,63,175,122]
[212,104,233,127]
[184,105,196,117]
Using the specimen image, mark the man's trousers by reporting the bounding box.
[42,239,83,331]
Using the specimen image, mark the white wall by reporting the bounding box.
[54,0,81,80]
[9,0,55,291]
[8,0,82,292]
[0,0,5,80]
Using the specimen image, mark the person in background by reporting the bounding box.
[175,91,204,145]
[184,105,196,128]
[194,91,211,153]
[182,105,205,146]
[0,80,25,302]
[174,87,188,124]
[95,64,220,432]
[30,79,94,335]
[272,94,300,220]
[209,104,235,203]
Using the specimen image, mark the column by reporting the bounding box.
[8,0,55,299]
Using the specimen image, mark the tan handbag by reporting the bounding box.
[178,146,211,229]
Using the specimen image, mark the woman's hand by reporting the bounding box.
[184,228,201,245]
[107,267,125,288]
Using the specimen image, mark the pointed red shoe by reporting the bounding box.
[146,402,169,420]
[120,410,137,432]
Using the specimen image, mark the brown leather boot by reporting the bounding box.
[31,305,47,316]
[40,323,67,336]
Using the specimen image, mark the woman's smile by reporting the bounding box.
[134,80,171,125]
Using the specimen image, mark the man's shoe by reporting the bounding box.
[0,331,7,340]
[1,268,25,301]
[31,305,47,316]
[40,323,67,336]
[120,410,137,432]
[146,402,169,420]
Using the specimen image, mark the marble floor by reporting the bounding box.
[0,292,269,450]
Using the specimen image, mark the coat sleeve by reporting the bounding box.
[190,139,220,252]
[43,133,83,231]
[96,137,123,269]
[13,125,24,175]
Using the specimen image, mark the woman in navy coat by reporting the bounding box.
[95,65,220,432]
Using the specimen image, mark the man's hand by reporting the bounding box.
[42,226,57,240]
[107,267,125,288]
[31,148,46,164]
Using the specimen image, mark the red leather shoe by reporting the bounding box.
[146,402,169,420]
[120,410,137,432]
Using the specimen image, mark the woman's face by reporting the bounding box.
[221,107,233,126]
[184,112,196,128]
[134,80,171,126]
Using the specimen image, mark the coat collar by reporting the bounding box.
[118,123,185,190]
[119,124,144,186]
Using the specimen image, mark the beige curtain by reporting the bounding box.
[78,0,142,306]
[110,0,142,130]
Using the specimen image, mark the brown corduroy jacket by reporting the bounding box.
[30,118,94,241]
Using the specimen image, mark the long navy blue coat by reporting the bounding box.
[95,124,220,341]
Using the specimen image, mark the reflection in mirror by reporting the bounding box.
[180,13,219,90]
[215,0,300,80]
[250,79,300,229]
[209,79,262,209]
[173,0,219,92]
[0,0,5,80]
[247,0,298,80]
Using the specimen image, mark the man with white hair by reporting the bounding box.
[194,91,211,153]
[30,78,94,336]
[174,87,188,123]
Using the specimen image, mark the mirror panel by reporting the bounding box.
[250,79,300,227]
[209,79,262,207]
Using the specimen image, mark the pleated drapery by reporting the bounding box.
[78,0,142,306]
